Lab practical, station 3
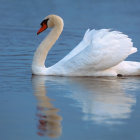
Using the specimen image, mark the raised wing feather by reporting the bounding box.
[54,29,135,73]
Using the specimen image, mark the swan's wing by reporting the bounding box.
[55,29,136,73]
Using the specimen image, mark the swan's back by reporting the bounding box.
[48,29,137,76]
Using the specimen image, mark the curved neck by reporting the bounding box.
[32,24,63,67]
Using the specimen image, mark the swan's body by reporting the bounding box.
[32,15,140,76]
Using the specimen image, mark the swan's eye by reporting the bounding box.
[40,18,49,26]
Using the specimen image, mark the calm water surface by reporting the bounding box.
[0,0,140,140]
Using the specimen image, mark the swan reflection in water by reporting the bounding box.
[32,76,139,137]
[32,76,62,138]
[65,77,137,124]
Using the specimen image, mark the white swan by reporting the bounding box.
[32,14,140,76]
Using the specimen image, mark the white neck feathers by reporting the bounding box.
[32,18,63,67]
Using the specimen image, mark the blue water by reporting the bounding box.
[0,0,140,140]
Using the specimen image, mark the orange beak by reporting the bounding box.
[37,23,47,35]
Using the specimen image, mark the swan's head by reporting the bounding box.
[37,15,64,35]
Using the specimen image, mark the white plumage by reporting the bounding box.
[32,15,140,76]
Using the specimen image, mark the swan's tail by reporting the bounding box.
[114,61,140,76]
